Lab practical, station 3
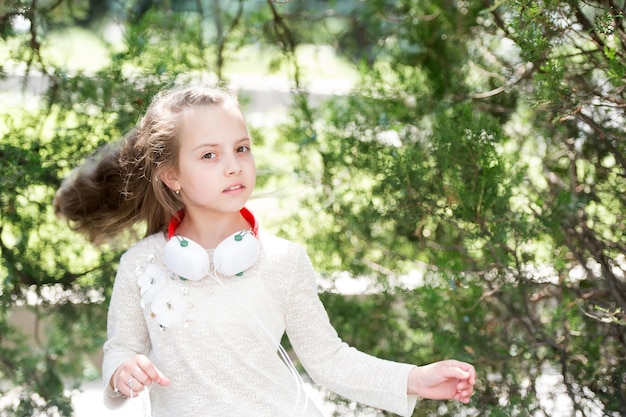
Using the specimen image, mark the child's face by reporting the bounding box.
[167,103,256,215]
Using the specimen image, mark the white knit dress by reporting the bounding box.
[102,231,418,417]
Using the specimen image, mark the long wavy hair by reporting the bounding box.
[54,85,239,244]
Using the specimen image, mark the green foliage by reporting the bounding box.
[279,1,625,415]
[1,0,625,416]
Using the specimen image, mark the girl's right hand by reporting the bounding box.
[110,354,171,398]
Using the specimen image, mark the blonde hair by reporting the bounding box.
[54,85,239,244]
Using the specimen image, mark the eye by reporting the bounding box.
[202,152,217,160]
[236,145,251,153]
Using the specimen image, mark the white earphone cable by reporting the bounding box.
[209,268,313,417]
[127,380,152,417]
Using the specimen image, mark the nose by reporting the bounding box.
[224,154,242,176]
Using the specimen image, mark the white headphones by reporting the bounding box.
[163,208,260,279]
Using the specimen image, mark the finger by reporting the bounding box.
[456,383,474,403]
[457,361,477,384]
[136,355,171,386]
[154,366,171,386]
[122,364,149,392]
[125,375,145,396]
[118,362,147,397]
[441,365,471,381]
[457,378,476,390]
[455,389,472,404]
[113,366,131,397]
[449,360,477,383]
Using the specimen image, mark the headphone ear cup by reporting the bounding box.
[213,231,259,276]
[164,237,210,280]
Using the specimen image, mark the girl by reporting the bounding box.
[55,85,476,417]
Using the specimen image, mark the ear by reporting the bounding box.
[160,167,181,192]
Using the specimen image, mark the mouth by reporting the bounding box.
[224,184,245,193]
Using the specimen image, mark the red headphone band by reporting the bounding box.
[239,207,259,236]
[167,209,185,240]
[167,208,258,240]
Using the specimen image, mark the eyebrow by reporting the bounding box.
[192,137,251,151]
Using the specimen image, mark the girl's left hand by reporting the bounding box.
[407,359,476,403]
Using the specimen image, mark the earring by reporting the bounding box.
[175,189,181,195]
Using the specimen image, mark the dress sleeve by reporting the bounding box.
[101,248,152,409]
[283,245,418,417]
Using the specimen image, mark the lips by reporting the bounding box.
[224,184,244,193]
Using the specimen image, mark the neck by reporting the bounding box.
[171,208,254,249]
